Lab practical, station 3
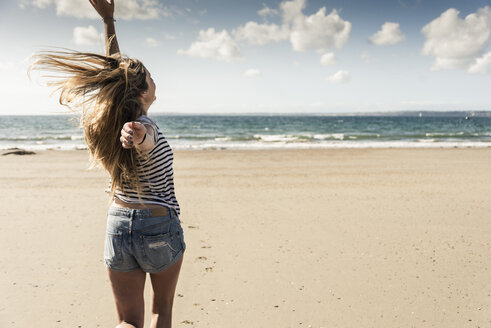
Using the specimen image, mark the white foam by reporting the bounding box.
[2,139,490,151]
[313,133,344,140]
[426,132,466,137]
[171,140,491,150]
[253,134,299,142]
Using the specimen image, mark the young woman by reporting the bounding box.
[31,1,185,327]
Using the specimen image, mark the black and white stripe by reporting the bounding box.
[114,115,180,216]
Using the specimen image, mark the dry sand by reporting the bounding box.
[0,148,490,328]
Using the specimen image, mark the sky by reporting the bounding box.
[1,0,491,114]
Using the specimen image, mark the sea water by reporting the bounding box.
[1,113,490,150]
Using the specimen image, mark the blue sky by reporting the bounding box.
[1,0,491,114]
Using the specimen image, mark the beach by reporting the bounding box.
[1,148,490,328]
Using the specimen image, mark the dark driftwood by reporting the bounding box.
[2,150,36,156]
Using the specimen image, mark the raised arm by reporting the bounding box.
[89,0,120,57]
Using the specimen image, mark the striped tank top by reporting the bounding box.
[113,115,180,216]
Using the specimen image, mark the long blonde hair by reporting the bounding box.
[29,49,149,198]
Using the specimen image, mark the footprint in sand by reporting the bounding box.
[200,240,212,248]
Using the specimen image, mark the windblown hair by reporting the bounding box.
[29,49,149,198]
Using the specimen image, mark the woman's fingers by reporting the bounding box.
[122,122,135,135]
[120,133,133,147]
[121,130,133,142]
[120,135,133,148]
[121,121,147,148]
[121,125,134,148]
[121,126,133,138]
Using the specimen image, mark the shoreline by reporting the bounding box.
[2,110,491,116]
[2,146,491,157]
[1,141,491,153]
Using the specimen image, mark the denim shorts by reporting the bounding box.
[104,205,186,274]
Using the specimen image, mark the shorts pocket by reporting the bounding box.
[141,232,176,268]
[104,231,123,264]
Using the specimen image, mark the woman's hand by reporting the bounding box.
[120,122,147,149]
[88,0,114,19]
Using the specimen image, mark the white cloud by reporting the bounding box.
[258,5,279,18]
[163,32,176,40]
[145,37,161,47]
[327,70,350,84]
[178,28,242,62]
[468,51,491,73]
[233,21,289,45]
[73,25,102,46]
[244,69,262,77]
[31,0,52,9]
[184,0,350,64]
[320,52,336,66]
[421,7,491,71]
[183,0,350,66]
[117,0,169,19]
[280,0,307,25]
[360,51,371,63]
[20,0,168,20]
[369,22,405,45]
[280,0,351,52]
[232,0,351,52]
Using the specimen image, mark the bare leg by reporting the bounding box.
[107,267,147,328]
[149,254,184,328]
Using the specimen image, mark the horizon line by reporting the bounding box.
[2,109,491,116]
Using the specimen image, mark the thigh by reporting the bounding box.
[107,267,147,328]
[149,253,184,312]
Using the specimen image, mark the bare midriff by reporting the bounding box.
[112,197,166,210]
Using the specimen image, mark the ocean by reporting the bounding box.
[1,113,491,150]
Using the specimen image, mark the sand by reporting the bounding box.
[0,148,490,328]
